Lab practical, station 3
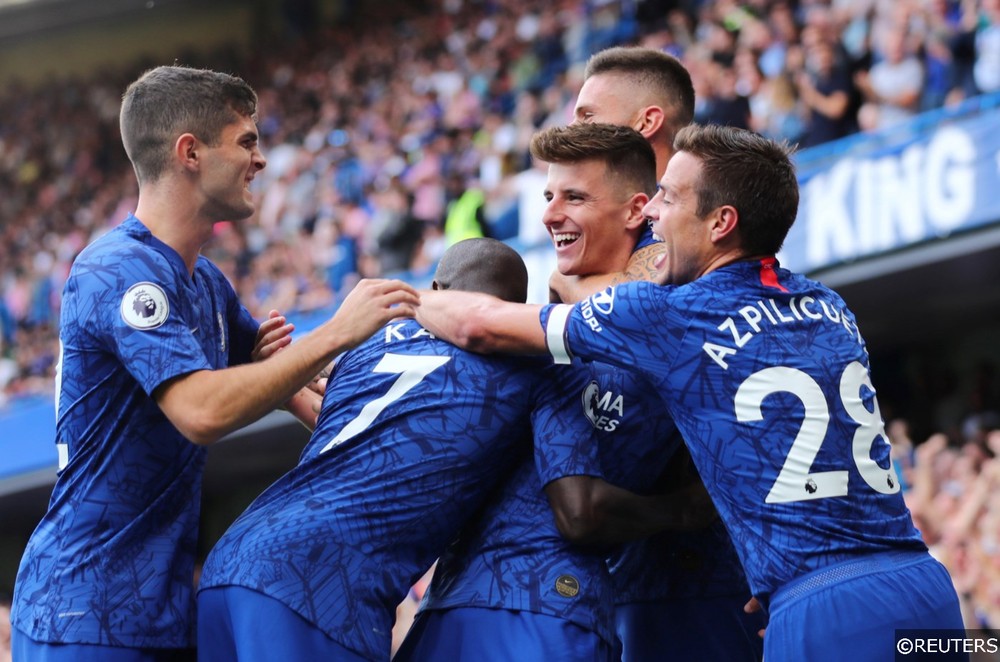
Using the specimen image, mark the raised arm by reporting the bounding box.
[252,309,327,432]
[155,279,418,445]
[414,289,548,354]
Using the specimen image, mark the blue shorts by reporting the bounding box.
[394,607,617,662]
[766,551,966,662]
[196,585,367,662]
[615,594,764,662]
[11,629,194,662]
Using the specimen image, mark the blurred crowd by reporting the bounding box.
[2,0,999,401]
[1,0,999,623]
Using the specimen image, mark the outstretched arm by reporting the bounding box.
[253,309,324,432]
[414,289,548,354]
[549,242,665,303]
[155,279,418,444]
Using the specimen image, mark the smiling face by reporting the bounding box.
[643,151,715,286]
[198,114,266,222]
[542,158,641,276]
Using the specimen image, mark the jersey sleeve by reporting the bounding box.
[530,361,603,486]
[540,282,675,375]
[96,249,214,395]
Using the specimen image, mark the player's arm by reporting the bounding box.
[252,309,326,432]
[544,475,717,547]
[155,279,418,445]
[414,289,547,354]
[549,242,666,303]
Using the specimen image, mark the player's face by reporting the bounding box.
[542,159,636,276]
[643,151,714,286]
[573,73,643,129]
[199,115,266,222]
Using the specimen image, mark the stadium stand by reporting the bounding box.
[2,0,1000,632]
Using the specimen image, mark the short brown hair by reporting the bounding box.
[530,123,657,198]
[584,46,695,138]
[674,124,799,255]
[120,65,258,185]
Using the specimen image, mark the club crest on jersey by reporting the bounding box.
[121,282,169,330]
[554,574,580,598]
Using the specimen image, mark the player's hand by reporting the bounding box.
[307,364,332,414]
[744,597,766,639]
[252,310,294,362]
[330,278,420,348]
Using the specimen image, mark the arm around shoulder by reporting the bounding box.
[415,289,547,355]
[156,278,418,444]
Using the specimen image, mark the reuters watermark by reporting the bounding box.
[895,630,1000,660]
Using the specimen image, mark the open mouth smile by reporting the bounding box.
[552,232,581,249]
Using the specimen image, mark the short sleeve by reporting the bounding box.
[530,362,603,486]
[96,250,213,394]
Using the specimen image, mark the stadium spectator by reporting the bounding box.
[412,123,966,661]
[0,591,11,662]
[854,22,925,130]
[10,65,418,661]
[196,237,597,662]
[913,0,968,110]
[7,0,1000,405]
[971,0,1000,95]
[906,428,1000,628]
[793,39,858,147]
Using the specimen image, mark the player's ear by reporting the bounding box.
[176,133,199,173]
[711,205,740,243]
[635,106,665,139]
[625,192,649,230]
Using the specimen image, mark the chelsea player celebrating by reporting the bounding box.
[396,125,698,662]
[562,47,765,661]
[11,65,416,662]
[197,238,595,662]
[413,124,965,661]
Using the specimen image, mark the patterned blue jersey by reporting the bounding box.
[542,259,926,606]
[421,357,680,646]
[617,226,752,606]
[199,319,584,662]
[13,214,258,647]
[607,443,750,606]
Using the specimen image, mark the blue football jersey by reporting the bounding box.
[198,319,584,662]
[608,491,750,603]
[420,357,680,646]
[542,259,926,606]
[13,214,258,647]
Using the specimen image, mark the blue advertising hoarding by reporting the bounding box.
[780,99,1000,274]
